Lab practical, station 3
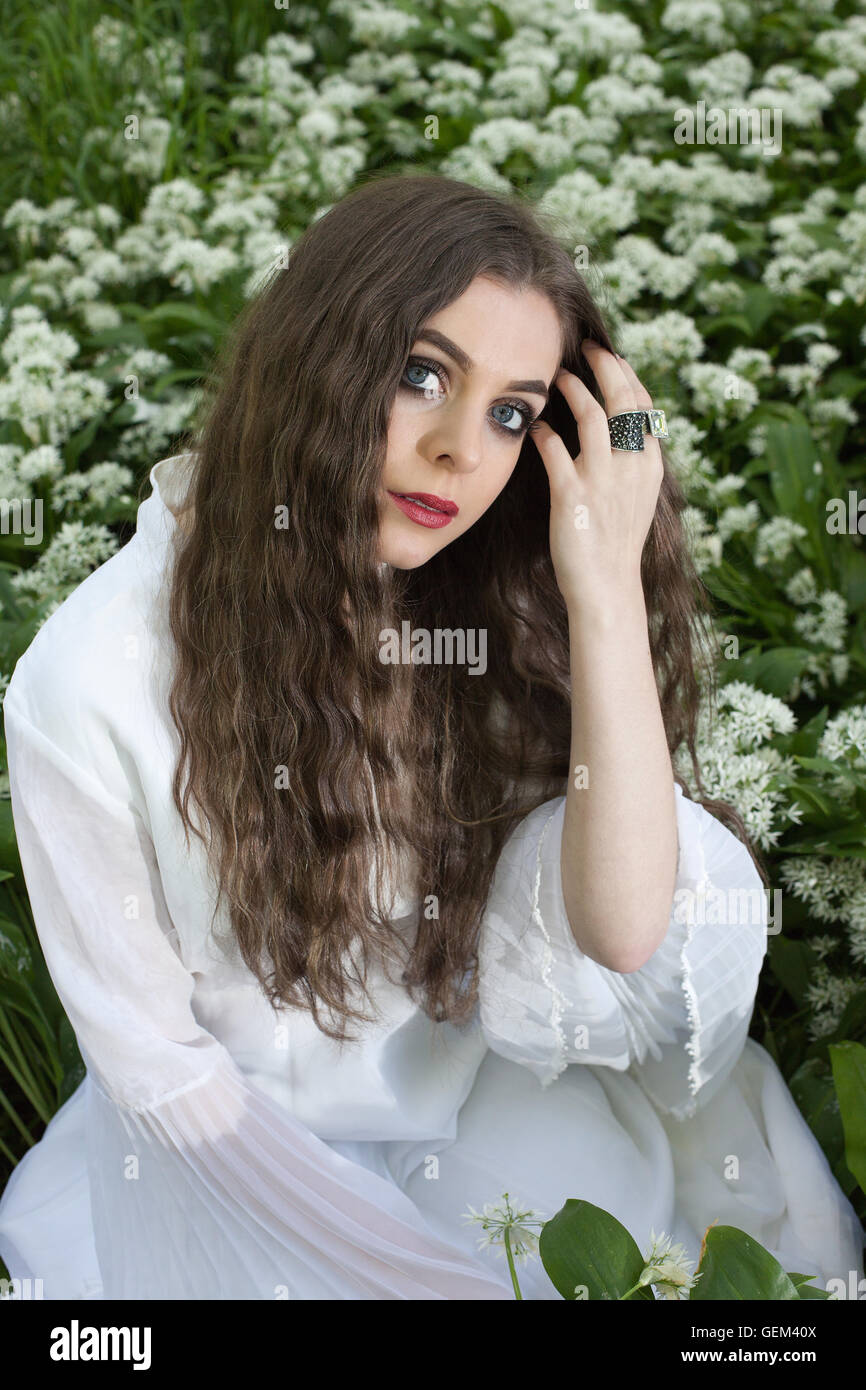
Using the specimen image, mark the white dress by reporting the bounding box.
[0,452,862,1301]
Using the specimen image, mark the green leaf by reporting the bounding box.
[767,935,815,1006]
[734,647,811,697]
[692,1225,801,1299]
[837,546,866,609]
[0,974,46,1030]
[792,756,866,785]
[788,1058,847,1177]
[739,284,777,335]
[65,410,104,467]
[138,302,228,340]
[784,707,829,757]
[698,312,753,338]
[787,1272,832,1299]
[0,567,24,621]
[796,1281,833,1299]
[538,1199,654,1300]
[784,824,866,857]
[80,323,149,353]
[488,3,515,39]
[0,800,22,875]
[812,990,866,1049]
[828,1041,866,1198]
[763,414,833,584]
[0,914,34,982]
[149,368,204,394]
[785,782,836,819]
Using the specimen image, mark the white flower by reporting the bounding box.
[673,683,799,851]
[17,445,64,483]
[10,521,118,599]
[716,681,797,745]
[809,398,857,427]
[727,347,774,380]
[793,591,848,652]
[717,501,760,542]
[77,303,123,333]
[803,963,865,1039]
[616,311,705,375]
[694,280,745,313]
[537,169,639,242]
[342,1,420,45]
[681,507,723,573]
[600,236,697,302]
[754,516,808,568]
[818,706,866,769]
[638,1229,701,1300]
[552,8,644,62]
[680,362,759,418]
[160,238,239,293]
[51,462,135,512]
[468,117,542,166]
[786,567,819,605]
[685,49,754,102]
[462,1193,545,1264]
[2,197,48,249]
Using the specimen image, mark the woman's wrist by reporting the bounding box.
[563,575,648,638]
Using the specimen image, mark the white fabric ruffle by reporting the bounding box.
[478,783,769,1118]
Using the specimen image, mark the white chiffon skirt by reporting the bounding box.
[1,1037,862,1301]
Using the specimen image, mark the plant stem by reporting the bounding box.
[618,1279,645,1300]
[504,1228,523,1300]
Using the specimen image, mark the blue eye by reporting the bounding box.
[400,356,537,438]
[490,402,527,434]
[403,361,443,395]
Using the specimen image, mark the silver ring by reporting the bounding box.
[607,408,669,451]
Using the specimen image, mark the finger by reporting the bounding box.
[528,417,579,499]
[552,366,614,466]
[612,353,653,410]
[611,354,665,468]
[531,370,612,500]
[579,340,637,417]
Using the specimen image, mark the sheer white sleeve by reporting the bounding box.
[3,694,512,1300]
[478,782,768,1121]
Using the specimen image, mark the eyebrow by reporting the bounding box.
[415,328,551,401]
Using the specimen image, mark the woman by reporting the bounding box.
[0,173,862,1301]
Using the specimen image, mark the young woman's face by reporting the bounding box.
[377,276,563,569]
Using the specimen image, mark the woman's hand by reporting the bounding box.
[530,340,664,620]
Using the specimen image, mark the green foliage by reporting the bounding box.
[535,1200,833,1300]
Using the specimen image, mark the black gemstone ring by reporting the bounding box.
[607,409,669,451]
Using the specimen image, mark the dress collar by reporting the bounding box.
[135,451,197,555]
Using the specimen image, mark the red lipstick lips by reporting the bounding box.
[387,491,458,529]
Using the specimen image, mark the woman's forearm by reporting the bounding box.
[560,582,678,974]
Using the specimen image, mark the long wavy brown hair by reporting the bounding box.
[164,171,766,1045]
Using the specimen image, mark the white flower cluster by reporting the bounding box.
[754,516,808,568]
[818,704,866,770]
[0,306,109,446]
[673,681,799,850]
[777,839,866,1033]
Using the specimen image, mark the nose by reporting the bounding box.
[418,396,485,474]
